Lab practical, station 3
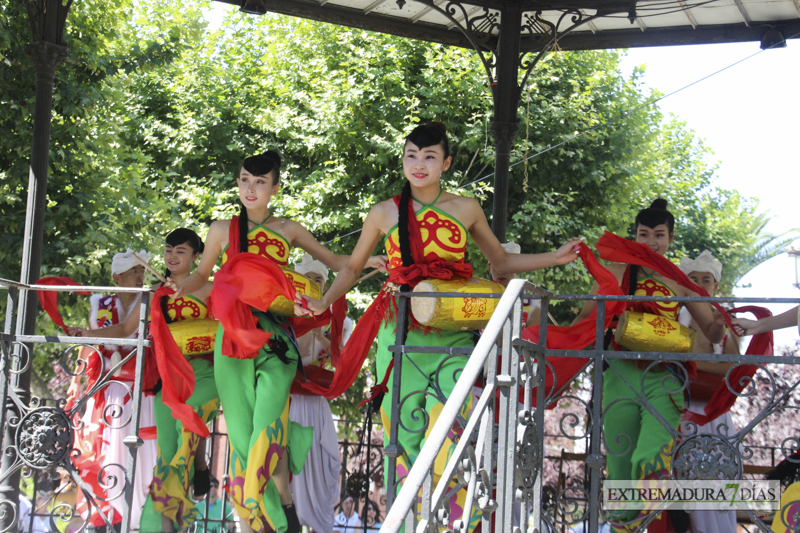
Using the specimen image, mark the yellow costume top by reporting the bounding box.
[384,201,467,269]
[634,275,680,320]
[165,295,209,322]
[222,221,290,266]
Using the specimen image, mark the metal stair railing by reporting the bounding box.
[0,277,152,533]
[382,278,551,533]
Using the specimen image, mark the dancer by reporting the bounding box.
[168,151,385,533]
[300,122,582,530]
[570,200,725,532]
[66,250,158,532]
[678,250,739,533]
[72,233,217,532]
[288,254,342,533]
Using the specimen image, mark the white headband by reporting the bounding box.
[679,250,722,282]
[502,241,521,254]
[111,249,152,275]
[295,253,329,281]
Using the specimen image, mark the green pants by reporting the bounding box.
[376,321,481,532]
[142,357,219,531]
[214,314,312,533]
[603,359,684,526]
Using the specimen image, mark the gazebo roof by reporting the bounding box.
[216,0,800,51]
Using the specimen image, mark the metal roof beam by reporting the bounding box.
[539,19,800,51]
[216,0,473,47]
[364,0,387,15]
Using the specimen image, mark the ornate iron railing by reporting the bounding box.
[0,278,151,533]
[2,277,800,533]
[382,279,800,533]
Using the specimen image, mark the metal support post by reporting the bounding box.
[120,293,151,533]
[0,24,69,529]
[588,302,607,533]
[489,5,523,242]
[385,295,409,510]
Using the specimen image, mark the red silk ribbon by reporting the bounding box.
[683,306,773,426]
[36,277,91,333]
[150,286,210,437]
[596,232,736,332]
[522,242,625,402]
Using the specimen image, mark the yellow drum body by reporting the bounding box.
[168,318,218,357]
[410,277,505,331]
[269,269,322,317]
[614,311,695,353]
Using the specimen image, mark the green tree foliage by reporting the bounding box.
[0,1,788,401]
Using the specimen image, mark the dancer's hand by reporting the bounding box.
[66,326,88,337]
[553,237,585,265]
[730,317,758,336]
[366,255,389,273]
[164,277,182,298]
[294,294,327,316]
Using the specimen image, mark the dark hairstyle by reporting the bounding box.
[162,228,204,323]
[404,121,450,158]
[398,122,450,269]
[363,499,383,523]
[634,198,674,233]
[239,150,282,253]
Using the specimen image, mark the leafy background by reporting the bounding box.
[0,0,794,416]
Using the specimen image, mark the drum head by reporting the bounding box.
[410,281,437,324]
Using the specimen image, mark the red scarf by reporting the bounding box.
[149,286,211,437]
[209,216,337,358]
[683,306,773,426]
[36,277,91,333]
[522,243,625,401]
[522,232,737,405]
[299,195,472,401]
[596,232,736,331]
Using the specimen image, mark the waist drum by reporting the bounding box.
[168,318,218,357]
[614,310,696,353]
[410,277,505,331]
[269,268,322,317]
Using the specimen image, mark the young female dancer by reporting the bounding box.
[71,230,217,532]
[571,200,725,532]
[169,151,385,533]
[301,123,583,530]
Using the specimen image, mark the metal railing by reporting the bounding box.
[382,280,800,533]
[2,276,800,533]
[0,278,152,533]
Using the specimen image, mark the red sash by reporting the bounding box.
[522,232,738,405]
[36,277,91,333]
[683,306,773,426]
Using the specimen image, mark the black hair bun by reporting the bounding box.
[650,198,669,210]
[427,121,447,134]
[263,150,281,168]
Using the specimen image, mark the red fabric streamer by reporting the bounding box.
[595,232,736,332]
[683,306,774,426]
[36,277,91,333]
[360,357,394,406]
[522,243,626,402]
[150,286,210,437]
[297,286,390,399]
